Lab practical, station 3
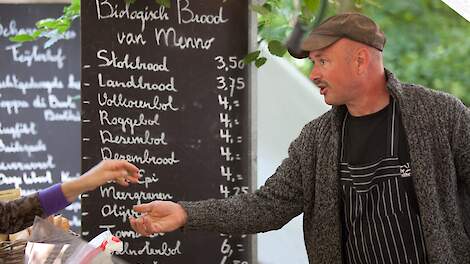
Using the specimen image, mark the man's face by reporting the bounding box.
[308,39,358,106]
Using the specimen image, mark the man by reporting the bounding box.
[129,13,470,264]
[1,159,140,234]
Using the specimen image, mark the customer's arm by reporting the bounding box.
[0,160,139,234]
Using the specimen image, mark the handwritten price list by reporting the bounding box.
[0,5,82,231]
[81,0,252,263]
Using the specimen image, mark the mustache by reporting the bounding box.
[313,79,328,88]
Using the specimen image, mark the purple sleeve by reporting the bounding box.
[38,184,71,216]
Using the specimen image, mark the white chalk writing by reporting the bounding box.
[69,215,81,227]
[44,109,80,122]
[32,95,47,108]
[101,147,179,165]
[5,43,66,69]
[154,27,215,50]
[99,110,160,134]
[0,154,55,171]
[0,74,64,95]
[138,174,160,189]
[64,201,81,213]
[0,173,22,188]
[117,31,147,45]
[0,20,76,39]
[0,170,53,188]
[0,122,37,139]
[97,92,179,111]
[0,20,34,38]
[97,50,169,72]
[117,241,182,256]
[67,74,80,90]
[177,0,228,25]
[95,0,169,32]
[0,139,47,157]
[98,73,177,92]
[100,186,173,204]
[0,95,29,114]
[48,95,77,109]
[60,170,80,182]
[100,129,167,146]
[101,203,139,222]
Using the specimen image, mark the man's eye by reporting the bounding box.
[319,59,326,65]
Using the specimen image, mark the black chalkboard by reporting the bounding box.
[0,4,81,232]
[80,0,253,263]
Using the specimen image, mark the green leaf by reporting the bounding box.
[263,3,273,12]
[36,18,60,29]
[243,50,261,64]
[64,0,80,15]
[255,57,267,68]
[156,0,171,8]
[265,0,282,9]
[57,20,71,33]
[250,4,271,15]
[268,40,287,57]
[304,0,320,12]
[32,29,45,38]
[9,34,37,42]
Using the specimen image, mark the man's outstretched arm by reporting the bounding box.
[130,122,317,236]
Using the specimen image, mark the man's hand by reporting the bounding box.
[61,160,140,202]
[129,201,188,236]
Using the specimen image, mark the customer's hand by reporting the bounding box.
[61,160,140,202]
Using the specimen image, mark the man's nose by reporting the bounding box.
[309,67,321,83]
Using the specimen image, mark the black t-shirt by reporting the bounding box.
[340,99,428,264]
[344,102,409,165]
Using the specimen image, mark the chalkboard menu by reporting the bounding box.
[81,0,253,263]
[0,4,82,231]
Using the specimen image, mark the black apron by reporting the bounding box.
[340,100,427,264]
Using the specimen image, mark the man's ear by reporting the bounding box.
[355,48,369,75]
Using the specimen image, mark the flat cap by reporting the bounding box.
[295,13,386,58]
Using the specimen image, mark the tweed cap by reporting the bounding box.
[297,13,386,58]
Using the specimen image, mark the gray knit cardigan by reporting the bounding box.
[180,70,470,264]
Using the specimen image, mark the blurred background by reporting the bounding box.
[256,0,470,106]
